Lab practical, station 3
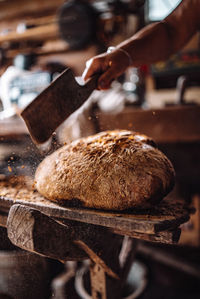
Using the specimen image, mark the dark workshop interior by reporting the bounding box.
[0,0,200,298]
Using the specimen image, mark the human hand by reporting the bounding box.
[82,47,132,90]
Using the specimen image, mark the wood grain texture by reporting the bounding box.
[7,204,123,279]
[0,176,190,244]
[90,263,121,299]
[7,204,86,260]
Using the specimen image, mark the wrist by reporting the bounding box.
[107,46,133,66]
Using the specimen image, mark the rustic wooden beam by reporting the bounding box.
[112,227,181,244]
[6,204,123,279]
[6,204,147,299]
[0,192,189,236]
[88,237,137,299]
[90,262,121,299]
[0,0,64,21]
[7,204,87,260]
[3,202,188,298]
[0,23,58,44]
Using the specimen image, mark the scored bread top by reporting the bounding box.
[35,130,175,210]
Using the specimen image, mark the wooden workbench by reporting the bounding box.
[0,176,191,299]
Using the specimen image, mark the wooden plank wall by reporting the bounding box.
[0,0,65,54]
[0,0,98,75]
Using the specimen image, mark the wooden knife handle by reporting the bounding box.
[84,73,100,93]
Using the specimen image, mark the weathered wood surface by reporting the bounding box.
[7,204,123,279]
[6,204,141,299]
[7,204,86,261]
[0,176,190,244]
[90,263,121,299]
[113,228,181,245]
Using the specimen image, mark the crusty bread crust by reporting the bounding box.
[35,130,175,210]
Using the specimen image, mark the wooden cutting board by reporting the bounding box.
[0,176,190,244]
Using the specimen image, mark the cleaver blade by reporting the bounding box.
[21,68,98,144]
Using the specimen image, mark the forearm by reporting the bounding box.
[83,0,200,89]
[117,0,200,67]
[117,22,173,66]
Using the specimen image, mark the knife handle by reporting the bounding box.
[84,73,100,93]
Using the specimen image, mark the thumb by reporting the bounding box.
[82,58,101,82]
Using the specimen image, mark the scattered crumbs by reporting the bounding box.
[8,166,12,172]
[152,111,156,115]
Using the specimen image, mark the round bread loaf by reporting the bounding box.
[35,130,175,210]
